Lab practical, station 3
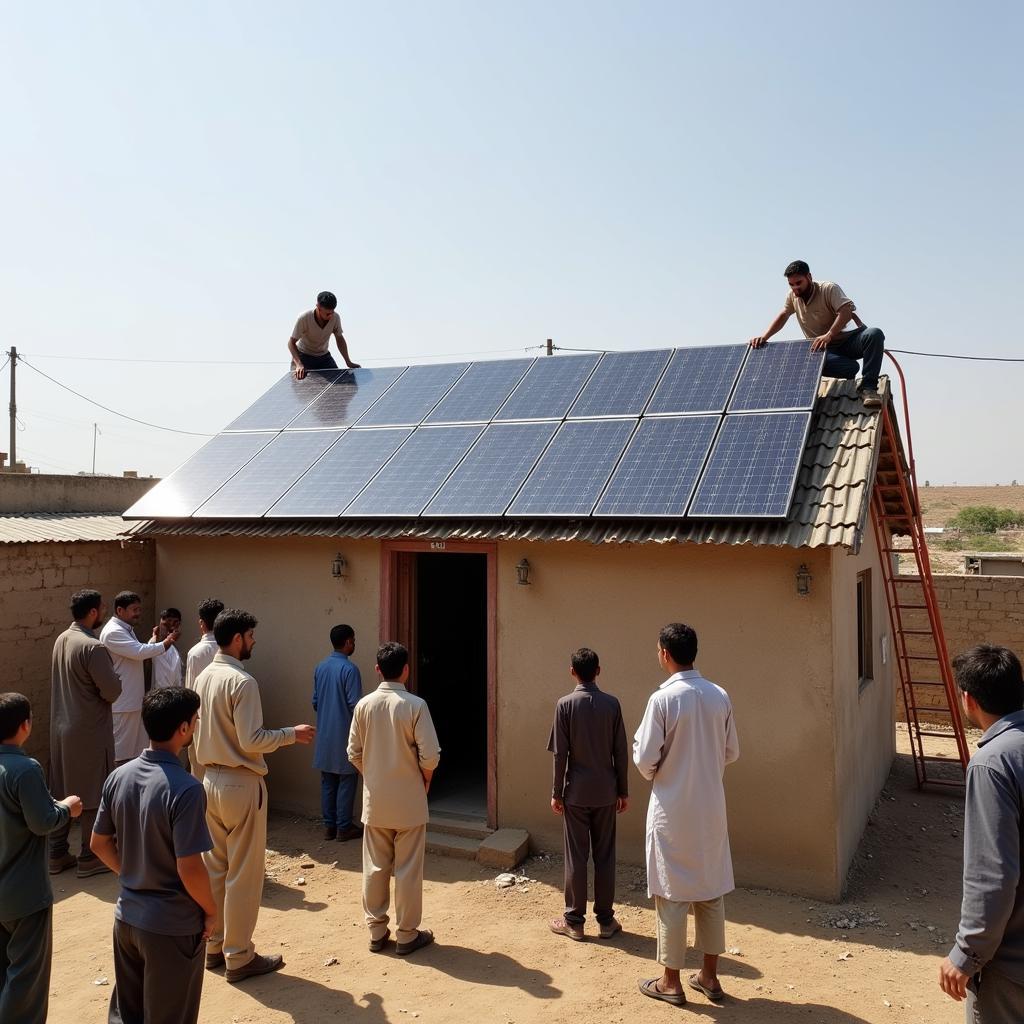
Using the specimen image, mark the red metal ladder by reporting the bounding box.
[869,354,970,788]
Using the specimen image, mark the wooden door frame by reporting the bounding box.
[379,539,498,829]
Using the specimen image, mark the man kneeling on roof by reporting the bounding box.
[748,260,884,409]
[288,291,360,380]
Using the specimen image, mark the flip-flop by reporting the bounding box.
[639,978,686,1006]
[688,973,725,1002]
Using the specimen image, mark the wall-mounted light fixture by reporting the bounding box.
[332,552,349,580]
[796,563,812,597]
[515,558,532,586]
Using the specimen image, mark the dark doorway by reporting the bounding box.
[414,552,488,820]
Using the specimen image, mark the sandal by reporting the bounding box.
[688,972,725,1002]
[639,978,686,1006]
[395,929,434,956]
[369,928,391,953]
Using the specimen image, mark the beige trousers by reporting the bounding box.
[655,895,726,969]
[362,824,427,944]
[202,767,267,970]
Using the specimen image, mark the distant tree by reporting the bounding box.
[925,480,930,487]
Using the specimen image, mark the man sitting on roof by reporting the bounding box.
[748,260,884,409]
[288,291,361,380]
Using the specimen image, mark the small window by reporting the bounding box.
[857,569,873,689]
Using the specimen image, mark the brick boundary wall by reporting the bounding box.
[0,540,155,770]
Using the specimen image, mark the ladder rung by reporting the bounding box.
[906,655,940,661]
[893,603,929,609]
[920,754,965,764]
[898,629,935,635]
[917,729,956,737]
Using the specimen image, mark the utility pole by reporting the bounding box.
[545,338,553,356]
[7,346,16,468]
[92,423,101,475]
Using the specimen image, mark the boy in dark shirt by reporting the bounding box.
[0,692,82,1023]
[547,648,629,941]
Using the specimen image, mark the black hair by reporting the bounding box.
[160,608,182,621]
[659,622,698,666]
[0,692,32,740]
[331,624,355,650]
[316,290,338,311]
[114,590,141,611]
[70,589,103,620]
[953,644,1024,717]
[198,598,225,631]
[142,687,201,742]
[213,609,258,648]
[571,647,600,684]
[784,260,810,277]
[376,641,409,681]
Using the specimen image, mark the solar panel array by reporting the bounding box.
[125,339,825,522]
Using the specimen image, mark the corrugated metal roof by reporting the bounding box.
[0,514,133,545]
[127,377,889,552]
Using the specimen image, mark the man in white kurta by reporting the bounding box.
[633,622,739,1007]
[151,609,184,690]
[184,599,223,781]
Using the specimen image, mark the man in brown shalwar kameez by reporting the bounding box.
[48,589,121,879]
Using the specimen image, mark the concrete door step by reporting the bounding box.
[424,824,532,871]
[425,830,481,861]
[428,811,494,841]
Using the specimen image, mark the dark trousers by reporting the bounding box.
[967,967,1024,1023]
[321,771,357,829]
[0,906,52,1024]
[109,919,205,1024]
[823,326,885,391]
[49,806,98,860]
[562,803,617,926]
[297,350,339,371]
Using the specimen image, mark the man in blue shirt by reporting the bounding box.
[91,687,215,1024]
[313,625,364,841]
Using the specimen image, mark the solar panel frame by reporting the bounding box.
[423,358,536,425]
[123,432,277,519]
[567,349,673,419]
[222,370,342,432]
[728,339,825,413]
[352,362,472,427]
[644,344,749,416]
[688,411,812,519]
[266,428,414,519]
[342,425,486,518]
[505,418,637,518]
[194,430,345,518]
[288,366,408,430]
[593,415,721,518]
[492,354,601,422]
[422,421,560,518]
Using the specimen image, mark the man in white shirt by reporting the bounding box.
[633,623,739,1008]
[100,591,179,764]
[184,598,224,781]
[287,291,360,380]
[151,608,184,691]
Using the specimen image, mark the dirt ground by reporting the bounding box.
[47,727,975,1024]
[917,486,1024,525]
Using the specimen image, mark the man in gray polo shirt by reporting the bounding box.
[940,644,1024,1021]
[91,687,215,1024]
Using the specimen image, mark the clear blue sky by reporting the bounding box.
[2,2,1020,483]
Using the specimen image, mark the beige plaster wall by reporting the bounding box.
[0,473,156,513]
[830,530,895,893]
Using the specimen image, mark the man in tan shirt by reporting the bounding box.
[749,259,885,409]
[191,609,315,983]
[287,290,360,379]
[348,641,441,957]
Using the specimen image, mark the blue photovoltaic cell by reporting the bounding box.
[493,354,600,421]
[689,412,811,518]
[595,416,720,517]
[568,349,671,418]
[354,362,470,427]
[195,431,343,517]
[289,367,407,429]
[344,426,485,517]
[267,429,413,517]
[645,345,748,415]
[423,422,559,517]
[224,370,340,431]
[424,359,535,424]
[728,340,824,412]
[123,433,275,519]
[507,419,636,517]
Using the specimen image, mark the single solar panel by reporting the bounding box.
[354,362,471,427]
[423,422,559,517]
[493,354,600,421]
[594,415,720,517]
[728,340,824,412]
[689,411,811,518]
[223,370,341,431]
[267,428,413,518]
[568,349,672,419]
[289,367,407,429]
[506,419,636,517]
[195,430,344,518]
[645,345,748,416]
[424,359,535,424]
[123,433,276,519]
[343,425,485,517]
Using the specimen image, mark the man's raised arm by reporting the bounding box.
[749,308,792,349]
